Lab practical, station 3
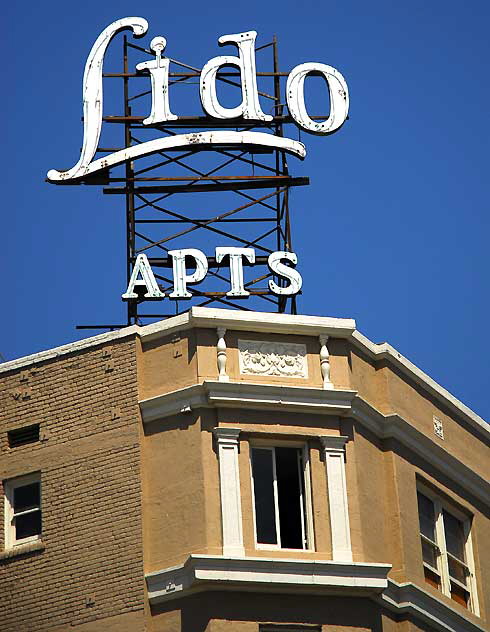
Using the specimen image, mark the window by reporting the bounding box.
[4,473,42,549]
[417,485,479,614]
[250,445,312,550]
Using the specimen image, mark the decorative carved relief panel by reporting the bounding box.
[238,339,308,378]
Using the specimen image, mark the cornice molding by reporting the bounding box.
[351,397,489,507]
[212,426,241,444]
[187,307,357,337]
[319,435,349,452]
[350,331,488,440]
[379,579,486,632]
[139,382,358,423]
[145,556,484,632]
[0,325,140,374]
[145,554,391,605]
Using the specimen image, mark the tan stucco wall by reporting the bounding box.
[138,330,198,401]
[150,592,408,632]
[142,411,212,572]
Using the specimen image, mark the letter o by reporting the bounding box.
[286,62,349,135]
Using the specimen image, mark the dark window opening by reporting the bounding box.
[8,424,40,448]
[251,446,307,550]
[12,479,42,542]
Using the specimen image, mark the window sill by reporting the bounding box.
[0,540,45,562]
[255,545,315,553]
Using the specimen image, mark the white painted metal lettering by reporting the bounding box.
[168,249,208,298]
[136,37,177,125]
[123,248,302,300]
[47,19,349,183]
[213,428,245,557]
[287,63,349,134]
[122,253,165,299]
[47,17,148,182]
[49,131,305,182]
[216,247,255,297]
[268,251,303,295]
[200,32,272,122]
[320,436,353,562]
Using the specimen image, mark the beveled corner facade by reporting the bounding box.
[0,307,488,632]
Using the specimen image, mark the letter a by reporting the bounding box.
[122,254,165,299]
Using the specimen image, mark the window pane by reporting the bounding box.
[422,539,438,568]
[417,492,436,540]
[13,482,40,513]
[424,566,441,589]
[15,510,41,540]
[448,557,467,585]
[251,449,277,544]
[451,582,469,608]
[276,447,304,549]
[443,510,466,561]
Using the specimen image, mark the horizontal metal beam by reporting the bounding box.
[104,177,309,195]
[103,71,290,78]
[103,114,328,128]
[134,218,277,224]
[140,256,272,267]
[108,175,293,182]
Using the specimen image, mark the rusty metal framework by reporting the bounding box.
[81,34,310,327]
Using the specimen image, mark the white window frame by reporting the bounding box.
[249,439,314,552]
[417,482,479,616]
[4,472,42,550]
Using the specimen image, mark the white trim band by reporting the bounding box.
[140,382,358,422]
[380,579,487,632]
[146,554,391,604]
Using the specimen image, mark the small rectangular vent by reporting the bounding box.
[8,424,40,448]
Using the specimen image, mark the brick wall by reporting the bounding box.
[0,336,146,631]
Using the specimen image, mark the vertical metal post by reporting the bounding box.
[123,35,136,325]
[272,36,283,312]
[273,36,294,313]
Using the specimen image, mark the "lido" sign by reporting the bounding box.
[47,17,349,183]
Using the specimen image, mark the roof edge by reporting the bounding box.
[1,308,487,438]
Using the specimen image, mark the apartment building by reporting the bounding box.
[0,307,488,632]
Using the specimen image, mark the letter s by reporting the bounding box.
[268,251,302,295]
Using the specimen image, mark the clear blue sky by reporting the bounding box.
[2,0,489,421]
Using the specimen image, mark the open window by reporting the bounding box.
[250,445,312,550]
[4,473,42,549]
[417,483,479,614]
